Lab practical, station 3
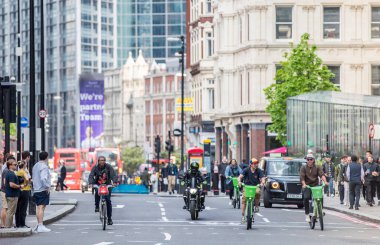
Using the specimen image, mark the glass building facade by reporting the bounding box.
[0,0,116,155]
[117,0,186,66]
[287,91,380,158]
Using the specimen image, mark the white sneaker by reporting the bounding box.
[331,194,335,197]
[305,215,311,223]
[37,225,51,233]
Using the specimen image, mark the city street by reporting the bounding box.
[2,192,380,245]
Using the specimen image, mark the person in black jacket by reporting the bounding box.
[88,156,117,225]
[363,156,379,206]
[219,156,228,193]
[181,162,206,210]
[346,155,365,210]
[57,160,68,191]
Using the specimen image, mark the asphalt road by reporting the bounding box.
[3,191,380,245]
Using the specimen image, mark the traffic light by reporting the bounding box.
[165,140,170,151]
[154,135,161,154]
[0,76,17,123]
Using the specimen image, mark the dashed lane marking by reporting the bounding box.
[256,213,263,217]
[163,232,171,241]
[263,218,270,223]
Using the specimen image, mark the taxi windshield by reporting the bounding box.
[266,160,304,176]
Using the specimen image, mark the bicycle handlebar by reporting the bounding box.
[92,184,114,189]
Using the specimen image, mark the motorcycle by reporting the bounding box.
[180,174,207,220]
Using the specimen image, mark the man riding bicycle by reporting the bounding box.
[300,154,327,222]
[225,159,242,206]
[238,158,265,223]
[89,156,117,225]
[182,161,206,210]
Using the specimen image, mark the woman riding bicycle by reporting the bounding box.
[225,159,242,206]
[300,154,327,223]
[238,158,265,223]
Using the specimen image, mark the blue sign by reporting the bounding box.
[20,117,28,128]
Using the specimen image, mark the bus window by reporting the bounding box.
[65,160,77,172]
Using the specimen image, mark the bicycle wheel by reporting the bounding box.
[318,202,324,231]
[246,201,252,230]
[102,202,107,230]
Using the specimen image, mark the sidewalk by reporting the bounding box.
[0,198,77,238]
[324,196,380,223]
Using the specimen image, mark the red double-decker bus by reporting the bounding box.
[54,148,82,190]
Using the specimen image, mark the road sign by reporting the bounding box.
[20,117,28,128]
[175,97,194,112]
[38,109,47,118]
[369,123,375,138]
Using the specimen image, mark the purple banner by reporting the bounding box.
[79,78,104,149]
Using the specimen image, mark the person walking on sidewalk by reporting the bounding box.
[336,155,348,205]
[323,155,335,197]
[363,156,379,206]
[346,155,364,210]
[0,155,9,228]
[15,157,31,228]
[32,151,52,233]
[167,157,178,195]
[5,156,23,228]
[212,160,220,193]
[219,156,228,193]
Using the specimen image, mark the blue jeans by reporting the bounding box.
[324,177,334,195]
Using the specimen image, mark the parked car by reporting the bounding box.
[259,157,306,209]
[81,171,91,193]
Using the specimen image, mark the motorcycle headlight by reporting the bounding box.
[189,188,197,195]
[271,182,280,189]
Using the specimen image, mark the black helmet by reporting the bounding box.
[190,161,199,173]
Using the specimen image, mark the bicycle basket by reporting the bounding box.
[98,185,109,195]
[232,177,239,187]
[309,186,323,199]
[245,185,257,198]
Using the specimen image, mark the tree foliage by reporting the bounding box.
[121,146,145,176]
[264,33,339,145]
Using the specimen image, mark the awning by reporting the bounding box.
[262,146,287,155]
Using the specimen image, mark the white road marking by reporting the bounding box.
[263,218,270,223]
[163,232,171,241]
[92,242,114,245]
[55,232,61,234]
[114,205,125,209]
[211,233,219,235]
[205,206,217,210]
[161,212,166,216]
[256,213,263,217]
[158,203,164,208]
[160,208,165,212]
[319,235,325,237]
[81,231,88,234]
[115,235,123,237]
[162,217,168,222]
[107,232,115,234]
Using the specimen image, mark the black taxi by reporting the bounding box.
[259,157,306,208]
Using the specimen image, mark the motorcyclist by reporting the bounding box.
[225,159,242,205]
[238,158,265,223]
[181,161,206,210]
[88,156,117,225]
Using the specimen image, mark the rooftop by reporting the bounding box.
[288,91,380,108]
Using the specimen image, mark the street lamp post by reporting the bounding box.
[17,0,21,161]
[167,36,185,171]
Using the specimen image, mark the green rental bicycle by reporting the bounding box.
[307,185,325,231]
[242,184,260,230]
[232,177,241,209]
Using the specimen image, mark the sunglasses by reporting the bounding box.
[306,158,314,161]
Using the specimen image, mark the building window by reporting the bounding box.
[206,32,213,57]
[240,74,243,105]
[276,6,292,39]
[247,72,250,104]
[372,7,380,38]
[371,65,380,95]
[208,88,214,109]
[323,7,340,39]
[206,0,212,13]
[327,65,340,87]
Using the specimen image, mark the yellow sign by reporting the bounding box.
[175,97,194,112]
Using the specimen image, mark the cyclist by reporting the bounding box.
[300,154,327,222]
[225,159,242,205]
[89,156,117,225]
[238,158,265,223]
[182,161,206,210]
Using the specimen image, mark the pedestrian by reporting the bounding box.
[150,170,158,194]
[336,155,348,204]
[212,160,220,192]
[15,152,31,228]
[140,167,150,190]
[239,159,249,171]
[0,154,9,228]
[32,151,51,233]
[323,155,335,197]
[167,157,178,195]
[56,159,68,191]
[219,156,228,193]
[346,155,364,210]
[5,156,23,228]
[359,155,367,199]
[375,157,380,206]
[342,156,351,206]
[161,162,168,192]
[363,156,379,206]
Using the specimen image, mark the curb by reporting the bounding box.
[325,206,380,224]
[0,228,32,238]
[44,204,77,225]
[50,199,78,206]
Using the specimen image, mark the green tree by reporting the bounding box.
[264,33,339,145]
[121,146,145,175]
[0,120,16,137]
